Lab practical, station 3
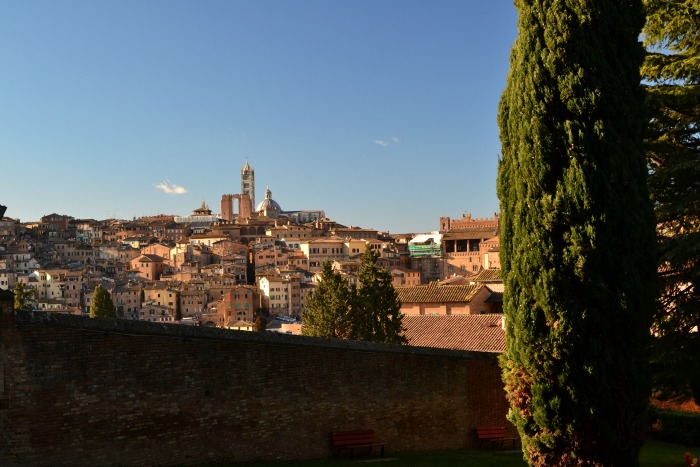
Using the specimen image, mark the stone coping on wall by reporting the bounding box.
[9,308,499,361]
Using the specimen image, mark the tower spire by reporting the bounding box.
[241,159,255,208]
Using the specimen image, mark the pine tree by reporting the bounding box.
[348,248,406,345]
[497,1,657,464]
[642,0,700,404]
[90,284,117,318]
[302,260,353,339]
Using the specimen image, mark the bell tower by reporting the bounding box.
[241,159,255,208]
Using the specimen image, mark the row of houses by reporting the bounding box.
[1,208,505,351]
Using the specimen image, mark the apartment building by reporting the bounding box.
[300,237,347,272]
[257,273,302,316]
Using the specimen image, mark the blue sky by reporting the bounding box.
[0,1,517,234]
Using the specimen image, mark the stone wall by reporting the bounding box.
[0,293,512,466]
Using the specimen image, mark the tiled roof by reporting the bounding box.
[472,269,502,283]
[437,274,476,286]
[396,284,484,303]
[442,228,498,240]
[402,314,505,353]
[134,254,165,262]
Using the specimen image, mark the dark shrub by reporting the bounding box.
[649,407,700,445]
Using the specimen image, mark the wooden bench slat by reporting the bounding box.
[476,426,518,449]
[331,429,385,459]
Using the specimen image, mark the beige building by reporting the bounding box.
[189,232,231,248]
[300,237,347,271]
[33,269,83,309]
[0,259,16,291]
[257,274,302,316]
[143,284,179,312]
[266,223,320,240]
[343,238,367,257]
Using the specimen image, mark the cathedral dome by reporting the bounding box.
[256,186,282,217]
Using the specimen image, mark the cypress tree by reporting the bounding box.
[497,1,657,465]
[90,284,117,318]
[13,281,35,311]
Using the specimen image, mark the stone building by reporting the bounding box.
[440,213,499,275]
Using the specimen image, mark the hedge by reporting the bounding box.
[648,407,700,445]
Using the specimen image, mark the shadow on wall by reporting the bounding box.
[0,299,511,466]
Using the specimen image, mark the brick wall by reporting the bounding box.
[0,292,512,466]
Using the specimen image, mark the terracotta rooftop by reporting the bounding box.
[134,254,165,262]
[472,269,502,283]
[442,228,498,240]
[402,314,505,353]
[437,274,476,286]
[396,283,484,303]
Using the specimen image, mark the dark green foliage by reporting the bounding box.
[90,284,117,318]
[648,407,700,446]
[348,248,406,345]
[642,0,700,405]
[302,260,353,339]
[497,0,657,465]
[13,281,35,311]
[302,252,406,345]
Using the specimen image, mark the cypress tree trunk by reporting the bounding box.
[497,1,657,465]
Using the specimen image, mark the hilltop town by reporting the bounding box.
[0,162,503,348]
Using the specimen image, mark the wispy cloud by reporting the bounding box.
[374,136,400,147]
[154,180,188,195]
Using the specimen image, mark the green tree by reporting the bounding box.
[497,1,657,465]
[90,284,117,318]
[302,260,353,339]
[348,248,406,345]
[13,281,35,311]
[642,0,700,404]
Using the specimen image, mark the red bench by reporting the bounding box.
[476,426,519,448]
[331,429,385,459]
